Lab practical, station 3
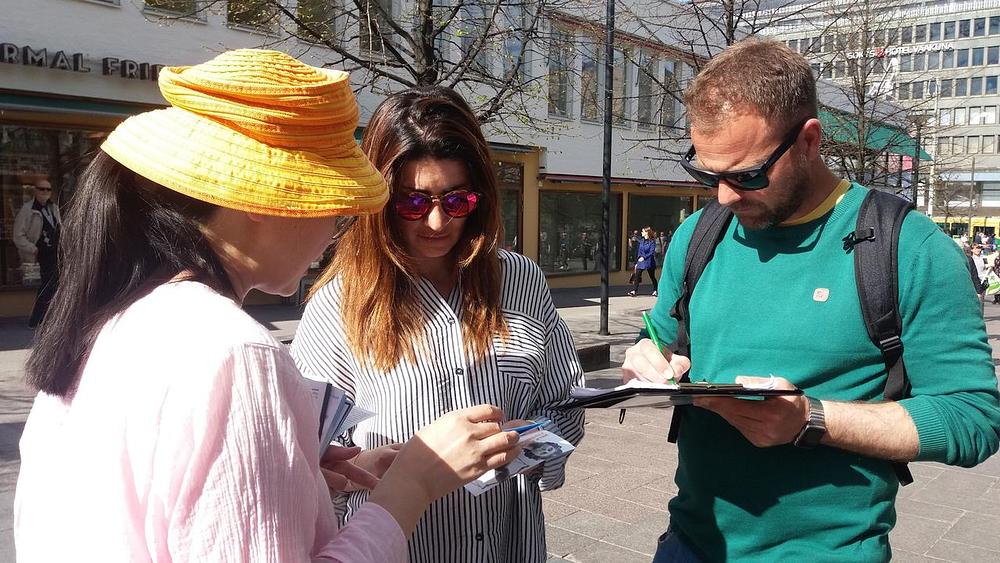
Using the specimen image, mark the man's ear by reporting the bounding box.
[801,117,823,160]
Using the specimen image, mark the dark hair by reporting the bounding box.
[312,85,507,371]
[26,150,228,397]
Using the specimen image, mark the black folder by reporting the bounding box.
[557,382,803,410]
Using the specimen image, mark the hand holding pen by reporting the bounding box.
[621,312,692,385]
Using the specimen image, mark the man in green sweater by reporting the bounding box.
[624,38,1000,562]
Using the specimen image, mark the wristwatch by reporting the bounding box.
[793,397,827,448]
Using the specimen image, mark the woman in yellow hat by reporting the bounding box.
[291,86,585,563]
[14,50,520,562]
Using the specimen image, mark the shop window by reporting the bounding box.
[1,126,103,288]
[227,0,278,31]
[496,162,523,254]
[539,192,621,274]
[626,195,692,267]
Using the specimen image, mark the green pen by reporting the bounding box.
[642,311,676,385]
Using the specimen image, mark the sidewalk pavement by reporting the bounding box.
[1,287,999,562]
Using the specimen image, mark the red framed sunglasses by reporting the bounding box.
[393,189,480,221]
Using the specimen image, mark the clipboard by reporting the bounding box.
[556,382,803,410]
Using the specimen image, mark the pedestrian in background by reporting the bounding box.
[15,50,519,562]
[628,226,658,297]
[13,178,61,328]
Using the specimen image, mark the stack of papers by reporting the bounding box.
[464,429,575,496]
[305,379,375,454]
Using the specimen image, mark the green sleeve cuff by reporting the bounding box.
[899,397,949,461]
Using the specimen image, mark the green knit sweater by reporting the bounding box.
[649,184,1000,562]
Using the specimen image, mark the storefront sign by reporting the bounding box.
[0,43,164,81]
[846,42,955,60]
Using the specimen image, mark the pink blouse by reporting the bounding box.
[14,281,406,562]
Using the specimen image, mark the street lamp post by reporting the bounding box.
[599,0,614,336]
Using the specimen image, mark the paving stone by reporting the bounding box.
[942,512,1000,551]
[910,483,1000,518]
[564,542,651,563]
[573,467,664,496]
[543,498,580,522]
[602,517,668,556]
[544,524,598,557]
[969,453,1000,478]
[926,538,1000,562]
[543,485,666,525]
[890,548,952,562]
[891,512,954,555]
[894,497,966,524]
[0,491,12,532]
[616,486,673,512]
[548,511,633,542]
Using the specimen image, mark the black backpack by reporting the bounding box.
[665,189,914,485]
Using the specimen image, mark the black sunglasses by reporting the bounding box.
[680,119,810,191]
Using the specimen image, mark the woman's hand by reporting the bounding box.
[320,446,380,494]
[347,444,402,490]
[367,405,521,535]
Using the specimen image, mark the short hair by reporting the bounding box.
[684,37,818,133]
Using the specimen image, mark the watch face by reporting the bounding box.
[796,426,825,448]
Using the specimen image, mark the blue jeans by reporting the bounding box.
[651,528,703,563]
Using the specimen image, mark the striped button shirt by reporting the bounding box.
[291,250,586,563]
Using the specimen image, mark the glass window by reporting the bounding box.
[580,37,602,122]
[898,82,910,100]
[539,192,621,274]
[974,47,985,66]
[938,136,951,156]
[547,27,573,118]
[612,48,630,127]
[975,17,987,37]
[957,48,970,67]
[984,106,997,124]
[458,4,492,74]
[990,46,1000,65]
[970,106,983,124]
[499,2,528,81]
[988,76,999,95]
[496,162,523,253]
[970,136,981,154]
[228,0,278,30]
[799,39,810,54]
[788,39,798,52]
[901,26,913,44]
[888,28,899,44]
[899,54,912,72]
[913,53,925,71]
[636,52,657,130]
[972,76,984,95]
[954,136,966,154]
[930,22,941,41]
[940,107,953,125]
[941,78,953,97]
[943,50,954,68]
[927,51,940,70]
[915,24,927,42]
[660,61,681,132]
[992,16,1000,35]
[956,106,968,124]
[296,0,338,42]
[1,125,103,288]
[145,0,197,16]
[822,35,834,53]
[358,0,392,52]
[984,135,996,154]
[956,77,969,96]
[627,195,691,267]
[928,79,938,97]
[821,64,833,79]
[944,21,956,40]
[834,60,845,78]
[912,81,925,99]
[960,19,971,38]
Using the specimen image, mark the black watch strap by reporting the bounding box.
[793,397,826,448]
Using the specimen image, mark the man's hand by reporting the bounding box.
[622,339,691,384]
[692,376,809,448]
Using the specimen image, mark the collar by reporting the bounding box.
[780,179,851,227]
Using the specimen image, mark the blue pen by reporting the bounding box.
[507,418,549,434]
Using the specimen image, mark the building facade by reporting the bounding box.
[0,0,721,317]
[760,0,1000,235]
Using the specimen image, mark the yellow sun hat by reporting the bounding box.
[100,49,387,217]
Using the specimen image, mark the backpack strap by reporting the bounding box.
[666,200,734,443]
[845,189,914,485]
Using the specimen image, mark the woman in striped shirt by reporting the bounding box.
[292,86,586,563]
